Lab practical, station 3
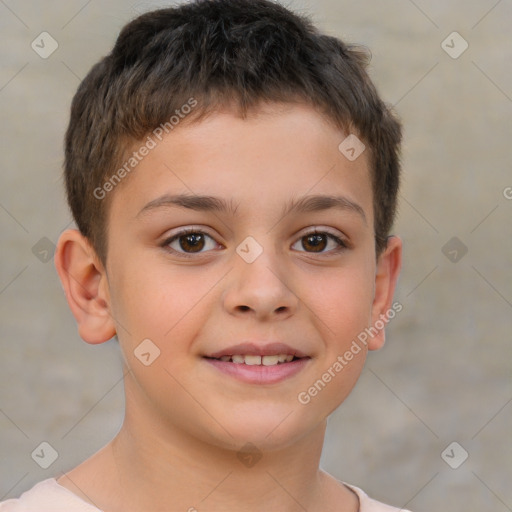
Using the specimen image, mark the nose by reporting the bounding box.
[222,246,299,321]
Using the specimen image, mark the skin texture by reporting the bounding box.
[55,102,402,512]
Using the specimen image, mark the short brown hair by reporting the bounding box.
[64,0,402,263]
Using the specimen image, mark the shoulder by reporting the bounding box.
[0,478,101,512]
[344,483,413,512]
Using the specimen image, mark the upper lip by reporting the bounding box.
[206,342,310,359]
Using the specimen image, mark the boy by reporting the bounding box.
[1,0,409,510]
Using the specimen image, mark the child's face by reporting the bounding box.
[86,103,400,450]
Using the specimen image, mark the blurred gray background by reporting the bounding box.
[1,0,511,510]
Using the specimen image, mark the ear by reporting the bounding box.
[367,235,402,351]
[54,229,116,344]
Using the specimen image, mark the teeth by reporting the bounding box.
[218,354,297,365]
[244,355,262,366]
[262,355,280,366]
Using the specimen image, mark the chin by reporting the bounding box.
[206,408,318,453]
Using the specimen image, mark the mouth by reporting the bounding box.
[203,354,305,366]
[202,342,311,384]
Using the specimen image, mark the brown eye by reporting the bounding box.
[178,232,205,253]
[292,230,347,254]
[302,233,328,252]
[164,229,219,256]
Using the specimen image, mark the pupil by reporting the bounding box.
[305,234,326,252]
[180,233,204,252]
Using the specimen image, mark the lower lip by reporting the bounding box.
[204,357,310,384]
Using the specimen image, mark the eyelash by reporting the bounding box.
[161,228,349,259]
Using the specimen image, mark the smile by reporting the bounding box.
[203,355,311,384]
[206,354,298,365]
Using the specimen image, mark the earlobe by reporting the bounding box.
[367,235,402,351]
[54,229,116,344]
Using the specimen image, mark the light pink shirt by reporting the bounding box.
[0,478,412,511]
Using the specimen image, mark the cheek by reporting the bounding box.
[303,264,375,345]
[109,258,216,350]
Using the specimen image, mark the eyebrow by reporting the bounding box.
[137,193,367,224]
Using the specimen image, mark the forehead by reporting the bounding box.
[108,102,373,224]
